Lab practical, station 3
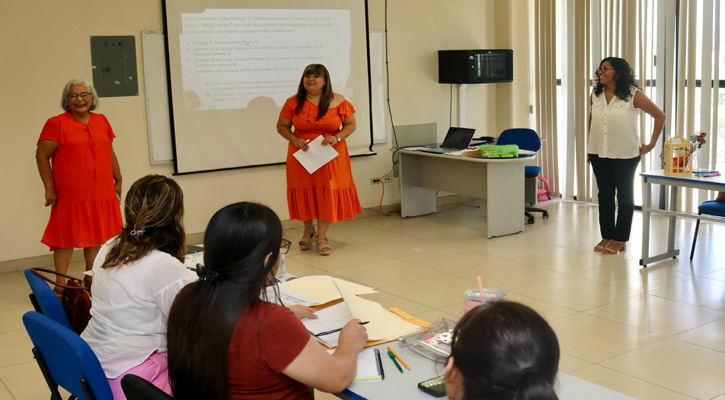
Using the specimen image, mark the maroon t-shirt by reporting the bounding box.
[228,302,313,399]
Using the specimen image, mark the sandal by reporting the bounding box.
[299,230,316,250]
[53,286,63,300]
[316,237,332,256]
[594,239,612,252]
[603,241,626,254]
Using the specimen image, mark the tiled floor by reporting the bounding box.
[2,199,724,400]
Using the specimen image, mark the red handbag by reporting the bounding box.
[30,267,92,334]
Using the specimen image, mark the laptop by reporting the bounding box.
[420,127,476,153]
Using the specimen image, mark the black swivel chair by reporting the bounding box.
[496,128,550,224]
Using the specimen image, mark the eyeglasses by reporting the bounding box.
[597,66,614,73]
[68,92,93,99]
[280,238,291,255]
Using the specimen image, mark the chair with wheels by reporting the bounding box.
[496,128,550,224]
[121,374,174,400]
[689,199,725,260]
[24,268,73,330]
[22,311,113,400]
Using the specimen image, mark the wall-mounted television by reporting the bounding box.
[438,49,513,84]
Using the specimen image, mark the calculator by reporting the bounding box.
[418,374,446,397]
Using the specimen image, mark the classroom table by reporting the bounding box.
[640,170,725,267]
[335,341,637,400]
[397,149,529,238]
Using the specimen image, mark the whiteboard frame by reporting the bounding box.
[142,30,173,165]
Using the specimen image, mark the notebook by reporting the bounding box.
[420,127,476,153]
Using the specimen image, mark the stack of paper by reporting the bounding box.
[280,276,377,305]
[302,281,420,347]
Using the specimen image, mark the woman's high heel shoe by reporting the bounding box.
[594,239,612,252]
[316,237,332,256]
[603,241,626,254]
[299,230,316,250]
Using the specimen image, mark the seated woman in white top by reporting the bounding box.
[445,301,560,400]
[81,174,196,399]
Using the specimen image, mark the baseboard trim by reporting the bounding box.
[1,197,467,274]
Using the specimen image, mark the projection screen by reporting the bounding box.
[163,0,374,174]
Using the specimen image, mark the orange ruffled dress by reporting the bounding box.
[280,96,361,222]
[38,112,123,250]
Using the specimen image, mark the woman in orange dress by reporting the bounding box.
[36,79,123,288]
[276,64,361,255]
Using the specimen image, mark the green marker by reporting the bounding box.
[387,350,403,373]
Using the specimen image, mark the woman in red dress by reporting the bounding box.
[36,79,123,288]
[276,64,361,255]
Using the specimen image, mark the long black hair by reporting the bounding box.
[593,57,640,100]
[450,301,560,400]
[167,202,283,400]
[295,63,334,120]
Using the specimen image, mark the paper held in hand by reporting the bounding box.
[293,135,339,174]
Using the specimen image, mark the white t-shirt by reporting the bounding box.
[588,86,642,159]
[81,238,197,378]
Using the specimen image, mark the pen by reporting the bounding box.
[314,321,369,337]
[386,346,410,370]
[387,350,403,373]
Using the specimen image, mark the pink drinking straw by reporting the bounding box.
[476,275,484,301]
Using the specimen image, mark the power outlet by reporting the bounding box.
[371,177,393,184]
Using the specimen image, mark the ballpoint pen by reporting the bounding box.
[386,346,410,370]
[314,321,369,337]
[387,350,403,373]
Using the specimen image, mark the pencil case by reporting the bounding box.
[480,144,519,158]
[398,318,454,361]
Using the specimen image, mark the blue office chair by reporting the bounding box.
[24,269,73,330]
[22,311,113,400]
[689,200,725,260]
[122,374,174,400]
[496,128,550,224]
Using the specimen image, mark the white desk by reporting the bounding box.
[336,341,637,400]
[640,170,725,267]
[397,150,528,238]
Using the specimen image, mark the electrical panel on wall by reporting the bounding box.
[90,36,138,97]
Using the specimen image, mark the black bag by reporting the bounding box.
[31,267,92,334]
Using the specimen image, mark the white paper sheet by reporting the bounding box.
[336,281,420,341]
[280,276,377,304]
[293,135,339,174]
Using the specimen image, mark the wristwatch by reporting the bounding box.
[335,136,341,142]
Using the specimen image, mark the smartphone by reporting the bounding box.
[418,374,446,397]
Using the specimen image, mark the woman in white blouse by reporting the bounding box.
[81,175,196,398]
[588,57,666,254]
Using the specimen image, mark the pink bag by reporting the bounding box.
[537,176,551,202]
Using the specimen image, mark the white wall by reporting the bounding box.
[0,0,534,268]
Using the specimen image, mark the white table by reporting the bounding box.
[640,170,725,267]
[397,150,529,238]
[336,341,637,400]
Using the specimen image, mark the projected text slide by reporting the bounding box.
[179,9,351,111]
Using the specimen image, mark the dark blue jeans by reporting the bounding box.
[589,154,641,242]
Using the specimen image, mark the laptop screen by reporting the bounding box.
[440,127,476,149]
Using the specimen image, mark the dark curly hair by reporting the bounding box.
[102,175,185,269]
[593,57,640,101]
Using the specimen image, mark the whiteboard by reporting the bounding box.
[140,30,387,165]
[142,30,173,164]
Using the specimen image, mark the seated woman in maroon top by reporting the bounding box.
[167,202,368,400]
